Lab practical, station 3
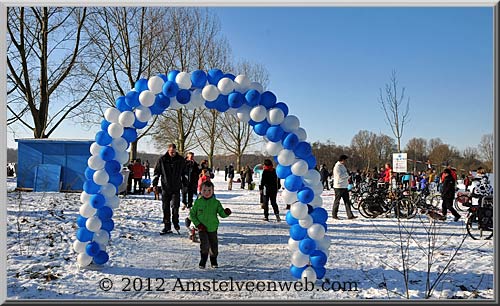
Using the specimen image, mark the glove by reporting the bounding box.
[224,208,232,216]
[197,224,207,232]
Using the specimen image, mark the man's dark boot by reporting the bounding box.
[199,254,208,269]
[210,256,218,268]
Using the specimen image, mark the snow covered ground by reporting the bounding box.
[5,172,494,300]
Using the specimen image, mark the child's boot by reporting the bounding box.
[210,256,218,268]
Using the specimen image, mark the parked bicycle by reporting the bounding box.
[466,195,493,240]
[455,191,472,212]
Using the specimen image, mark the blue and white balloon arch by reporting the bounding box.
[74,69,330,281]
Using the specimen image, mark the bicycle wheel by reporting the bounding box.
[428,195,442,209]
[466,212,493,240]
[358,199,378,218]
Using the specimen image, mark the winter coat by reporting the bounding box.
[244,168,253,183]
[132,162,145,179]
[441,175,456,200]
[333,161,350,188]
[227,165,235,179]
[189,196,229,232]
[260,167,280,196]
[198,175,211,193]
[184,159,200,189]
[320,168,330,181]
[152,152,187,192]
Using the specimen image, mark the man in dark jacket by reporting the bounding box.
[260,159,281,222]
[440,168,461,222]
[182,152,200,210]
[153,143,187,234]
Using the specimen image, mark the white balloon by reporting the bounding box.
[309,196,324,208]
[73,240,89,253]
[108,123,124,139]
[248,81,264,93]
[104,107,120,123]
[278,149,296,166]
[295,127,307,141]
[202,84,219,102]
[93,169,110,186]
[303,170,321,185]
[115,150,130,165]
[100,183,117,198]
[217,77,235,95]
[236,104,251,122]
[290,202,309,219]
[105,195,120,209]
[190,89,205,107]
[291,160,309,176]
[282,189,298,204]
[265,141,283,156]
[86,216,102,233]
[291,250,309,267]
[90,142,102,156]
[298,214,314,229]
[308,224,326,240]
[111,137,128,152]
[175,72,192,89]
[267,108,285,125]
[88,155,105,170]
[312,182,324,196]
[288,238,300,252]
[139,90,155,107]
[79,203,97,218]
[77,253,93,267]
[80,191,91,205]
[135,105,152,122]
[301,267,317,283]
[234,74,251,92]
[93,229,110,245]
[168,97,182,110]
[281,115,300,132]
[315,236,331,253]
[148,76,164,94]
[97,243,107,253]
[249,105,267,122]
[118,111,135,127]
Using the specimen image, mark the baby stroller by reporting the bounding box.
[185,217,199,242]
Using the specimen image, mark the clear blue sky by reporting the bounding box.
[6,6,494,154]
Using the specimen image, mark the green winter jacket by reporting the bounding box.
[189,196,229,232]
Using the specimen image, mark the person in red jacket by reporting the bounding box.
[132,159,145,194]
[383,163,392,189]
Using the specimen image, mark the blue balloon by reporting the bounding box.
[108,173,123,188]
[297,187,314,204]
[100,119,111,131]
[125,91,140,108]
[290,224,307,240]
[158,73,168,82]
[105,160,121,174]
[176,89,191,104]
[191,70,207,88]
[85,167,96,180]
[299,238,317,255]
[207,69,223,85]
[275,102,289,117]
[101,219,115,232]
[307,204,314,214]
[83,179,100,194]
[149,103,164,115]
[273,155,279,164]
[286,211,298,225]
[290,265,307,279]
[276,164,292,179]
[213,94,230,112]
[285,175,303,192]
[248,119,258,126]
[228,92,244,108]
[310,250,328,267]
[253,121,270,136]
[167,70,180,82]
[76,215,88,227]
[95,130,112,146]
[283,133,299,150]
[204,100,217,110]
[115,96,132,112]
[99,146,116,162]
[86,241,101,257]
[245,89,261,106]
[313,266,326,279]
[122,128,138,143]
[260,91,277,109]
[266,125,284,142]
[294,142,312,159]
[134,78,149,92]
[310,207,328,224]
[93,250,109,265]
[133,119,148,130]
[76,227,94,242]
[155,93,170,110]
[97,206,113,220]
[223,73,236,81]
[90,194,106,209]
[162,81,179,98]
[305,155,317,169]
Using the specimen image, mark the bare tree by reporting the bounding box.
[378,70,410,152]
[373,134,396,169]
[351,130,377,171]
[405,137,427,172]
[218,114,255,171]
[6,7,108,139]
[478,133,493,171]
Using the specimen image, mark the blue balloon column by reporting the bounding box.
[74,69,330,281]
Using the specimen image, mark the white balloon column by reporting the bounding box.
[74,69,330,281]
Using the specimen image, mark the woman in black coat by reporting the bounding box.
[260,159,281,222]
[440,168,461,222]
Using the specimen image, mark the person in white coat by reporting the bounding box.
[332,154,357,220]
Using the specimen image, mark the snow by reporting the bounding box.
[5,172,494,300]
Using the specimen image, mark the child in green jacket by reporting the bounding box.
[189,181,232,268]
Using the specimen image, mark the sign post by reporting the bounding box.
[393,153,408,173]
